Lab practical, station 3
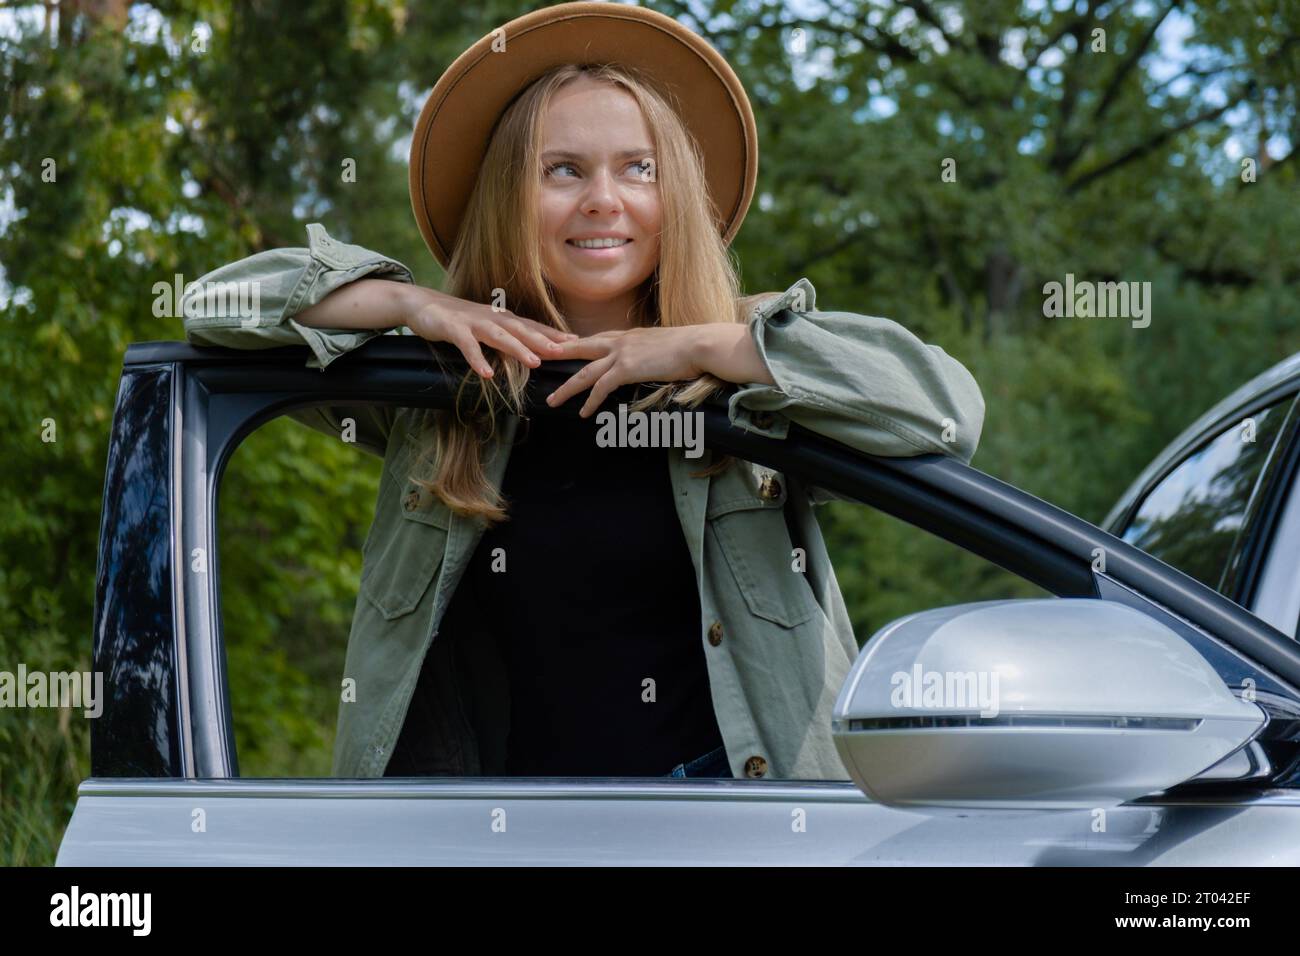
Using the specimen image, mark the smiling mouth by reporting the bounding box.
[566,238,634,249]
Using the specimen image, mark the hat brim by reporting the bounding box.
[409,1,758,270]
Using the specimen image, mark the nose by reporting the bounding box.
[581,164,623,218]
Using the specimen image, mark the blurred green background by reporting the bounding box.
[1,0,1297,864]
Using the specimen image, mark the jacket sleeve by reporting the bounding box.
[726,278,986,505]
[179,222,418,457]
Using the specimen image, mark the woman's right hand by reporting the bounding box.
[404,289,577,379]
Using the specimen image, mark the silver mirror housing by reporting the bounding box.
[832,599,1267,810]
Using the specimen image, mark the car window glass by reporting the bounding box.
[1120,401,1290,592]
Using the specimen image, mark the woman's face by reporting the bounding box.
[537,76,662,321]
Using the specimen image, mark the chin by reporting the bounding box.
[555,274,641,299]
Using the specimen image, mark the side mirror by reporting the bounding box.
[831,598,1266,810]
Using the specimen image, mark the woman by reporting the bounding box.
[181,3,985,781]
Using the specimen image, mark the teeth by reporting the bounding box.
[570,238,630,249]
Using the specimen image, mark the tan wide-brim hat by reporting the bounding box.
[409,1,759,270]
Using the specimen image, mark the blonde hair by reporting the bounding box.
[415,62,772,526]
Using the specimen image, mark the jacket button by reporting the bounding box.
[403,488,420,511]
[744,755,768,778]
[759,475,782,501]
[753,410,775,430]
[707,621,724,646]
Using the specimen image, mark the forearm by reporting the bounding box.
[696,323,777,386]
[295,277,436,331]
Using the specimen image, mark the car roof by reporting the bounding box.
[1102,350,1300,531]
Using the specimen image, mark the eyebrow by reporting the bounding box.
[540,148,656,161]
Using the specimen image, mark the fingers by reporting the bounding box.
[547,355,617,415]
[473,320,543,369]
[546,337,614,360]
[513,315,579,346]
[426,294,590,381]
[502,315,577,358]
[469,311,583,373]
[579,361,625,418]
[455,317,574,379]
[450,327,494,379]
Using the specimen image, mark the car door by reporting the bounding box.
[57,337,1300,865]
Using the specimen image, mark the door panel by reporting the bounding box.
[56,779,1300,866]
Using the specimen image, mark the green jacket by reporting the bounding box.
[181,223,986,780]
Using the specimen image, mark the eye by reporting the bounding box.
[543,159,656,179]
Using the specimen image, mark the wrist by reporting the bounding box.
[694,323,744,379]
[389,283,436,329]
[690,324,720,377]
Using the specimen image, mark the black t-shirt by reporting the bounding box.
[457,411,726,776]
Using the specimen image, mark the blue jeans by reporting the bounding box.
[667,744,733,778]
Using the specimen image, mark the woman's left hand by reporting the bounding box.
[545,324,773,418]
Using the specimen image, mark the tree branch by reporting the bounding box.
[788,227,872,278]
[1065,93,1245,194]
[1092,0,1180,126]
[1147,61,1243,98]
[1052,1,1179,175]
[1047,14,1096,172]
[916,195,973,333]
[901,0,962,49]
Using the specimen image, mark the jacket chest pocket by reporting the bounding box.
[706,465,819,629]
[359,435,451,620]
